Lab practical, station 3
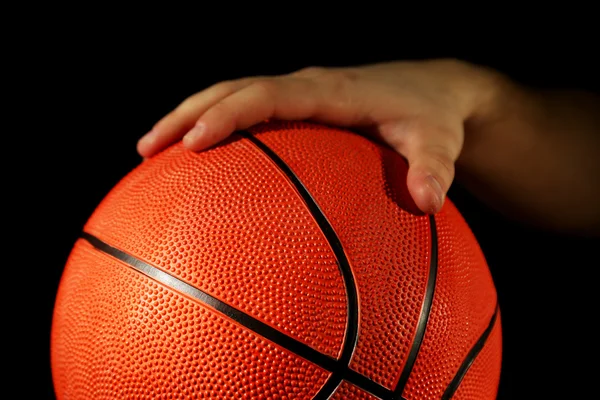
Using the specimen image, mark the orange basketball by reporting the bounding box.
[50,121,502,399]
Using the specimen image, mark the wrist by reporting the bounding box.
[453,59,514,124]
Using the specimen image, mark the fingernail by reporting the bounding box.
[183,123,205,147]
[426,175,444,212]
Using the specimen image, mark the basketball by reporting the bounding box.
[50,121,502,399]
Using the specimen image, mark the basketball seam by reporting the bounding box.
[237,130,361,400]
[392,215,438,398]
[441,305,500,400]
[77,128,498,399]
[239,131,498,400]
[79,232,397,399]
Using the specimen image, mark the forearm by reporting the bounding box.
[457,70,600,236]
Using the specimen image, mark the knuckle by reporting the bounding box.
[324,69,361,109]
[292,67,361,107]
[248,80,278,98]
[209,79,240,94]
[424,146,456,180]
[291,66,328,78]
[328,71,351,93]
[330,68,361,84]
[293,66,360,83]
[210,99,235,117]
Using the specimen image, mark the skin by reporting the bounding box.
[137,58,600,237]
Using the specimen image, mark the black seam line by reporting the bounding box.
[237,131,361,400]
[441,305,500,400]
[81,232,394,398]
[81,232,337,371]
[393,215,438,398]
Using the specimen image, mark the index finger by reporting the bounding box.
[181,70,369,152]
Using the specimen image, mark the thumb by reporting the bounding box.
[401,127,463,214]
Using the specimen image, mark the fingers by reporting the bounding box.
[390,120,463,214]
[138,68,370,156]
[137,78,256,157]
[136,66,465,217]
[180,78,318,151]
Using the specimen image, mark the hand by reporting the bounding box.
[137,59,500,215]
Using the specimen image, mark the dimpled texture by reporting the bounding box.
[83,135,347,358]
[52,120,501,399]
[51,239,330,399]
[329,381,380,399]
[251,122,431,389]
[401,199,501,399]
[452,313,502,400]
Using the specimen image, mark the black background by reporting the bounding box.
[16,19,599,400]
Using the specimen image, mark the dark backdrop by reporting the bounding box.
[21,23,598,400]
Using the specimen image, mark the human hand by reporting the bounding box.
[137,59,502,215]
